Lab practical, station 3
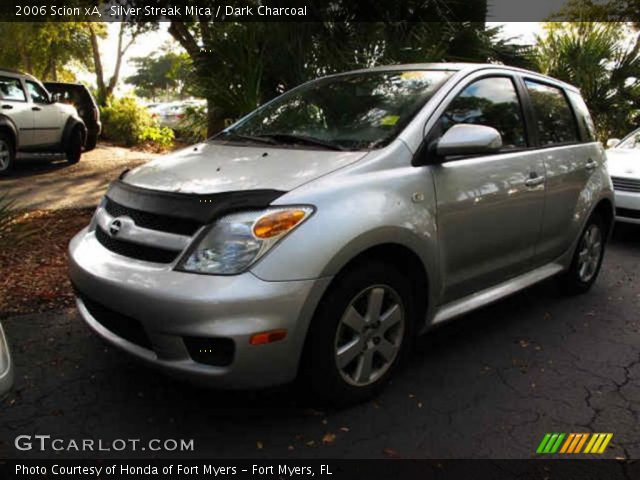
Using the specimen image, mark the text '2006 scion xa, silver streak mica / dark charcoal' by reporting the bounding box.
[69,63,614,405]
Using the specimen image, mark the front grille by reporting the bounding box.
[79,293,153,351]
[105,197,202,236]
[183,337,235,366]
[616,207,640,219]
[612,176,640,193]
[95,226,179,263]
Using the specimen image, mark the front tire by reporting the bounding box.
[301,261,415,406]
[66,128,83,164]
[0,132,15,176]
[558,213,606,294]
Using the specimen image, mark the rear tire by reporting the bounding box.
[0,132,15,176]
[66,128,83,164]
[558,213,606,295]
[300,261,415,406]
[84,131,98,151]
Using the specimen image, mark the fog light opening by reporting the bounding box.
[250,329,287,345]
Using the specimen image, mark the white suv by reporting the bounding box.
[0,69,86,175]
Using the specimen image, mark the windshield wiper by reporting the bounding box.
[218,131,279,145]
[256,133,346,151]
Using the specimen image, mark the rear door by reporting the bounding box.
[25,80,64,146]
[522,80,594,264]
[429,74,547,303]
[0,75,34,147]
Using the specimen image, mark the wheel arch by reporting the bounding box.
[61,116,87,148]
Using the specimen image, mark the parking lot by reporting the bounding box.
[1,186,638,460]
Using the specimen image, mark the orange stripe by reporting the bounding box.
[560,434,576,453]
[574,434,589,453]
[567,434,582,453]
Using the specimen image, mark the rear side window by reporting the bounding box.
[524,80,579,146]
[438,76,527,149]
[25,81,49,104]
[0,76,26,102]
[567,90,596,142]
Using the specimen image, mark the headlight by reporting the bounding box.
[178,206,314,275]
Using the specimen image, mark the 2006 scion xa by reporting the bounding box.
[70,64,614,404]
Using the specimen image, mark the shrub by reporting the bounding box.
[101,97,174,149]
[178,104,208,142]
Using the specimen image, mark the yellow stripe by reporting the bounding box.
[567,434,582,453]
[590,434,606,453]
[574,434,589,453]
[584,433,598,453]
[560,434,575,453]
[596,433,613,454]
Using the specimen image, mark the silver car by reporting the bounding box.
[69,64,614,404]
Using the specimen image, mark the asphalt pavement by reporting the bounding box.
[1,224,639,460]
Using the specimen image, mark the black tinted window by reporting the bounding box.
[0,76,26,102]
[525,80,579,146]
[438,77,526,149]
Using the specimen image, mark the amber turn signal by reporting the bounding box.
[253,210,307,239]
[249,329,288,345]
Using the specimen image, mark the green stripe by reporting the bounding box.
[537,433,552,454]
[543,433,559,453]
[550,433,566,453]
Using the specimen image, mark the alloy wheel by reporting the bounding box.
[577,223,603,283]
[334,285,405,387]
[0,140,10,172]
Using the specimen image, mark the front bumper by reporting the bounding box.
[69,227,331,388]
[614,190,640,224]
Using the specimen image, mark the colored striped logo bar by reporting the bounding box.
[536,433,613,454]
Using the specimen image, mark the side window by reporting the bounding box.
[437,76,527,149]
[524,80,579,146]
[26,81,50,104]
[567,90,596,142]
[0,76,26,102]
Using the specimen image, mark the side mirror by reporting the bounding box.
[50,93,61,104]
[606,138,620,149]
[436,124,502,158]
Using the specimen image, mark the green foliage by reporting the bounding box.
[126,51,193,100]
[0,22,99,81]
[533,22,640,139]
[101,97,174,149]
[179,105,209,142]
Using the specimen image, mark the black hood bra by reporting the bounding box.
[105,179,285,225]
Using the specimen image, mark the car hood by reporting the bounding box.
[606,149,640,178]
[123,142,368,194]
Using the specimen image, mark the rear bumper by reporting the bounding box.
[69,227,331,388]
[614,190,640,224]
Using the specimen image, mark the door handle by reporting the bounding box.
[32,106,41,111]
[1,104,13,110]
[525,174,545,187]
[585,159,598,170]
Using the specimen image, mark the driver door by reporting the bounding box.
[430,75,547,303]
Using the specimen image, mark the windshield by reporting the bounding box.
[216,70,454,151]
[618,129,640,150]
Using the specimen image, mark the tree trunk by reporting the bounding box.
[206,98,225,137]
[89,24,106,105]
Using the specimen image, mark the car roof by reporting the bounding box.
[328,62,580,93]
[0,68,39,83]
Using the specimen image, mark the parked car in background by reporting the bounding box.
[44,82,101,151]
[70,64,614,404]
[148,100,206,131]
[606,129,640,224]
[0,69,86,175]
[0,321,13,398]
